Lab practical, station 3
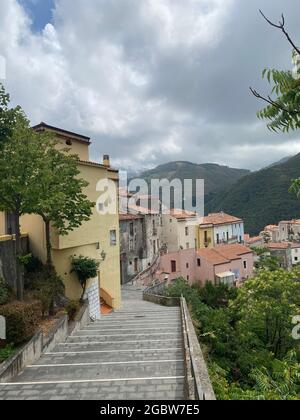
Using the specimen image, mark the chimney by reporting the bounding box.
[103,155,110,168]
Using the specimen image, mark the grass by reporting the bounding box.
[0,344,16,364]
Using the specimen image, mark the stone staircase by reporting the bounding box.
[0,287,185,400]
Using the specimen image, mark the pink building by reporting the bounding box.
[156,244,254,287]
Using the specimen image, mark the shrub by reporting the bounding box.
[0,278,12,305]
[22,254,43,274]
[0,300,42,345]
[0,344,15,363]
[26,266,65,317]
[71,256,100,302]
[66,300,80,321]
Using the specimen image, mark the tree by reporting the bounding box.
[250,11,300,133]
[71,256,100,302]
[0,117,52,300]
[231,268,300,359]
[0,83,23,148]
[33,145,94,265]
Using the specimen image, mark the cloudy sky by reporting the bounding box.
[1,0,300,172]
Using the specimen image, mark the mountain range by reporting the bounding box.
[137,156,300,235]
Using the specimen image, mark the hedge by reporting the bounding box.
[0,300,42,346]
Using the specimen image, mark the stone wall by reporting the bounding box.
[0,235,29,290]
[86,280,101,320]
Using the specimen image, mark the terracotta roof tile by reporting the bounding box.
[200,212,243,226]
[197,244,252,266]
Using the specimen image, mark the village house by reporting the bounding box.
[150,244,254,288]
[244,234,265,248]
[260,225,280,243]
[119,214,146,284]
[0,123,122,315]
[278,220,300,243]
[198,212,245,249]
[161,209,199,253]
[267,242,300,270]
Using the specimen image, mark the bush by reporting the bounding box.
[0,344,15,363]
[0,300,42,345]
[66,300,80,321]
[26,266,65,317]
[71,256,100,302]
[22,254,43,274]
[0,278,12,305]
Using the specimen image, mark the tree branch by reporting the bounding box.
[249,87,299,115]
[259,10,300,56]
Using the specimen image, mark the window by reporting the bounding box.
[186,263,189,269]
[110,230,117,246]
[197,258,201,267]
[226,232,229,242]
[171,260,177,273]
[66,139,72,146]
[204,231,208,243]
[216,234,220,245]
[129,223,134,237]
[186,243,190,250]
[185,227,189,236]
[134,258,138,273]
[187,276,190,281]
[243,261,247,269]
[98,203,104,212]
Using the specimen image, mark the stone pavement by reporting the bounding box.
[0,286,185,400]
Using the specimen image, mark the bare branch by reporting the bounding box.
[259,10,300,56]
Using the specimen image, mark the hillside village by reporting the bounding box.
[0,121,300,401]
[0,0,300,403]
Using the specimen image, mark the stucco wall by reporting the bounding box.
[0,213,5,236]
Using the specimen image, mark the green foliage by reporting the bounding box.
[34,144,94,264]
[0,83,24,148]
[71,256,100,301]
[0,300,42,345]
[26,266,65,317]
[66,300,80,321]
[251,351,300,400]
[165,270,300,400]
[22,254,43,274]
[0,344,15,364]
[256,62,300,133]
[255,255,281,272]
[0,278,12,305]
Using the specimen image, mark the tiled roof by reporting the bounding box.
[32,122,91,143]
[197,244,252,266]
[79,160,118,173]
[200,212,242,226]
[268,242,300,250]
[265,225,279,231]
[170,209,198,220]
[245,235,263,244]
[280,219,300,225]
[119,214,143,221]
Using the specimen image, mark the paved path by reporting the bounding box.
[0,286,185,400]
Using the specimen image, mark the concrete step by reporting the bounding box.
[0,377,185,400]
[38,348,184,365]
[67,332,182,343]
[13,361,185,383]
[53,339,182,352]
[75,327,181,335]
[88,320,181,329]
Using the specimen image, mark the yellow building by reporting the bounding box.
[198,224,214,249]
[1,123,121,312]
[198,213,245,250]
